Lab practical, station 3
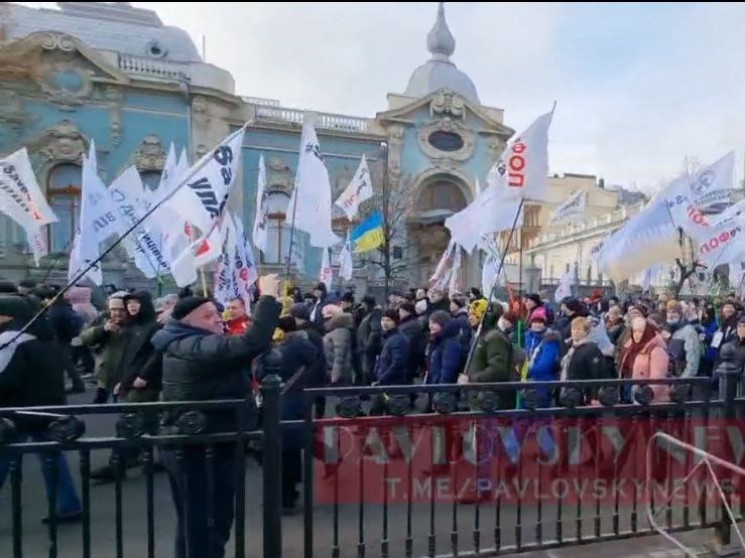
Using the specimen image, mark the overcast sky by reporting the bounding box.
[19,2,745,191]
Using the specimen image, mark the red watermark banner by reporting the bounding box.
[313,416,745,505]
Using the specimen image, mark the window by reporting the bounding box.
[140,171,161,191]
[428,131,464,152]
[47,164,81,253]
[417,182,467,212]
[264,191,291,265]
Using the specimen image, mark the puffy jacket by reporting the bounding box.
[324,313,354,384]
[667,322,701,378]
[399,315,426,375]
[624,333,670,403]
[426,321,466,385]
[151,296,281,432]
[374,329,410,385]
[297,322,327,388]
[523,329,561,408]
[466,326,516,410]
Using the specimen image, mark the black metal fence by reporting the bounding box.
[1,371,743,558]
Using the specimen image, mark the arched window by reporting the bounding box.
[47,164,81,253]
[264,191,292,265]
[417,181,467,212]
[140,170,162,191]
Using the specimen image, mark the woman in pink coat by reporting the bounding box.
[619,316,670,403]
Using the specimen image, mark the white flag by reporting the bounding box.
[554,270,575,303]
[596,199,679,282]
[496,108,554,202]
[338,232,353,281]
[319,247,333,289]
[0,147,58,230]
[665,152,734,241]
[252,154,269,254]
[0,147,58,265]
[168,128,246,284]
[69,141,122,285]
[108,167,170,279]
[696,216,744,268]
[232,213,258,297]
[549,190,587,225]
[335,154,373,221]
[166,128,245,236]
[445,180,523,254]
[288,114,339,248]
[429,239,456,289]
[214,215,238,307]
[448,244,462,296]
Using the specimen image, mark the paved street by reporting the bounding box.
[0,391,727,557]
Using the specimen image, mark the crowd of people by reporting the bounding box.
[0,275,743,557]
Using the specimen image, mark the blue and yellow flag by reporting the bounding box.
[350,211,384,253]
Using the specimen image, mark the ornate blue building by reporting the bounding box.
[0,1,516,293]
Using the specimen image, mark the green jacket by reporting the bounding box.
[80,324,130,392]
[466,327,517,410]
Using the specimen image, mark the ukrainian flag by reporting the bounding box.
[350,211,385,253]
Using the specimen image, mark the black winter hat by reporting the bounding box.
[342,292,355,304]
[172,296,212,321]
[525,293,542,307]
[382,309,400,325]
[399,301,416,315]
[289,303,310,321]
[564,298,584,315]
[429,310,451,328]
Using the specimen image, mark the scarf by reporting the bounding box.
[620,323,656,379]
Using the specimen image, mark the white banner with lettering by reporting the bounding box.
[549,190,587,225]
[0,147,58,265]
[335,154,373,221]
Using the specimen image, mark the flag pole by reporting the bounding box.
[462,199,524,375]
[283,180,301,315]
[517,229,524,347]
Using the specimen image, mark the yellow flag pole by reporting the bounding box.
[199,267,209,297]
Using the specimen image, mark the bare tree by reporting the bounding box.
[673,227,707,297]
[356,173,417,289]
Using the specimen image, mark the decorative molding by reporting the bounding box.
[429,90,465,119]
[105,86,124,146]
[417,117,475,163]
[386,124,406,186]
[27,120,87,164]
[132,135,166,172]
[487,136,506,168]
[0,90,32,137]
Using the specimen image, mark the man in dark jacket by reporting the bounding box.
[0,294,83,522]
[35,287,86,393]
[371,309,410,415]
[290,302,327,418]
[398,302,426,378]
[151,275,281,558]
[356,295,383,385]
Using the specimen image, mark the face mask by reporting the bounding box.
[667,318,680,326]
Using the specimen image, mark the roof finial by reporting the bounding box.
[426,2,455,60]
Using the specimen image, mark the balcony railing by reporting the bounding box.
[118,54,189,81]
[253,105,375,133]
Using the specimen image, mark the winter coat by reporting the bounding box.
[119,291,161,395]
[606,321,626,349]
[560,339,609,403]
[623,333,670,403]
[399,315,426,376]
[666,322,701,378]
[374,329,411,385]
[324,313,354,384]
[80,322,130,392]
[47,299,84,345]
[466,326,516,409]
[269,330,316,450]
[523,329,562,408]
[356,308,383,379]
[151,295,281,432]
[722,337,745,374]
[702,320,719,366]
[426,321,466,385]
[298,322,327,388]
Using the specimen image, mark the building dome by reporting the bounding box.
[404,3,480,105]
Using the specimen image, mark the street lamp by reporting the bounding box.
[379,141,390,302]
